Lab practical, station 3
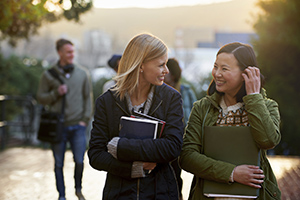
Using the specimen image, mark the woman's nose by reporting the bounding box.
[215,69,222,77]
[164,65,169,75]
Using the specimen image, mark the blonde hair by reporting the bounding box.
[112,33,168,100]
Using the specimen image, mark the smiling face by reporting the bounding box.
[140,53,169,86]
[212,52,244,98]
[58,44,74,66]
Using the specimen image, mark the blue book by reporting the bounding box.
[131,110,166,138]
[119,116,159,139]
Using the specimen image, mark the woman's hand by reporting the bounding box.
[233,165,264,188]
[242,66,261,95]
[143,162,156,171]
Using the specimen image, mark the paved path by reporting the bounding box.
[1,147,290,200]
[0,147,193,200]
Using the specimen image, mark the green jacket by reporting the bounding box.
[36,64,93,126]
[179,89,281,200]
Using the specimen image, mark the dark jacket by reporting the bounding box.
[36,64,93,125]
[179,89,281,200]
[88,83,184,200]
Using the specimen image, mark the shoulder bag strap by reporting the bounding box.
[48,68,66,115]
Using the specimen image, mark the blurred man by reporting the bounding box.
[37,39,93,200]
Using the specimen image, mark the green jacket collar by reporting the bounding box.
[205,88,267,109]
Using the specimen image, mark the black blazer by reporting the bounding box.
[88,83,184,200]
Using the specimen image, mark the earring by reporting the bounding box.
[141,70,143,73]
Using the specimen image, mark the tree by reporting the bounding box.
[253,0,300,155]
[0,54,45,122]
[0,0,93,46]
[0,54,44,96]
[92,77,110,102]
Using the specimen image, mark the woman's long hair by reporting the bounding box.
[207,42,264,102]
[112,33,168,100]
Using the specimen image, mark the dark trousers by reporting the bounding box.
[51,124,86,198]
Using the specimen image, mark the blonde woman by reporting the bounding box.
[88,33,184,200]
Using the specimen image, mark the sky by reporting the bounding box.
[93,0,232,9]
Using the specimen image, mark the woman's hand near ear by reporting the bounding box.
[242,66,261,95]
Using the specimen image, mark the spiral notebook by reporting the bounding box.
[203,126,260,198]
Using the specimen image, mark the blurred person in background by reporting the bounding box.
[102,54,122,93]
[165,58,197,200]
[37,38,93,200]
[165,58,197,126]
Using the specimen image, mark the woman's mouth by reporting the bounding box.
[215,80,225,86]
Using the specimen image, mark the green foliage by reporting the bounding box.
[0,54,44,96]
[0,54,44,121]
[253,0,300,155]
[64,0,93,21]
[92,77,110,102]
[0,0,93,46]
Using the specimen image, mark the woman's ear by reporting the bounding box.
[140,64,144,73]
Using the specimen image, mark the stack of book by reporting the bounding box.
[119,111,166,139]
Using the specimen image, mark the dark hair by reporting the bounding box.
[207,42,264,102]
[108,54,122,69]
[167,58,182,83]
[56,39,73,52]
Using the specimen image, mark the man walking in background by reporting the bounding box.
[37,39,93,200]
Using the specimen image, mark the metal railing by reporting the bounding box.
[0,95,37,150]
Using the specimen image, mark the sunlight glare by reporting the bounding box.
[44,0,61,12]
[93,0,232,9]
[62,0,72,10]
[32,0,40,6]
[269,157,300,179]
